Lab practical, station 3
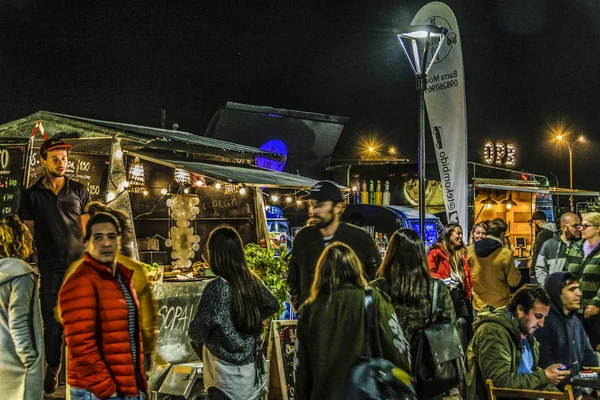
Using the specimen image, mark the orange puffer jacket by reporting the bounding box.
[59,253,148,398]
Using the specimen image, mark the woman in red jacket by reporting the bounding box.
[428,224,472,349]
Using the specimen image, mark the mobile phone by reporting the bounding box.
[558,361,578,370]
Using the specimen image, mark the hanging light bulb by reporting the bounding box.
[142,189,149,196]
[285,196,293,203]
[114,149,123,159]
[183,188,190,194]
[239,186,247,195]
[215,183,221,190]
[296,199,302,206]
[107,192,116,202]
[127,157,147,194]
[160,188,168,195]
[271,195,279,202]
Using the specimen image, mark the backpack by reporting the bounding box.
[347,288,417,400]
[413,279,465,398]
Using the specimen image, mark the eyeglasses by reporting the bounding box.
[578,224,600,230]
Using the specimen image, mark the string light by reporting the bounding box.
[183,188,190,194]
[114,149,123,159]
[296,199,302,206]
[215,183,221,190]
[285,196,293,203]
[107,192,116,202]
[271,195,279,202]
[239,186,247,195]
[142,189,149,196]
[160,188,168,195]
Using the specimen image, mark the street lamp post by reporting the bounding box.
[397,25,447,241]
[556,134,584,212]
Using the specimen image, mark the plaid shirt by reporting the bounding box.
[566,240,600,310]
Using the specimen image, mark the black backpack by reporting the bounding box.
[413,279,465,398]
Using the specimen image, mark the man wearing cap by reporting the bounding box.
[19,136,90,394]
[529,211,557,285]
[287,180,380,309]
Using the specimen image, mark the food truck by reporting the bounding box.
[0,110,326,399]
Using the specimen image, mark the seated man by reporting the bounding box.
[465,285,571,399]
[534,272,598,395]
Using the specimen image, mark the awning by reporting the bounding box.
[476,184,599,197]
[131,152,327,189]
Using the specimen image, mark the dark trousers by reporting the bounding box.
[579,313,600,351]
[40,272,65,367]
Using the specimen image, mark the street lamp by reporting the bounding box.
[398,25,448,240]
[556,134,585,211]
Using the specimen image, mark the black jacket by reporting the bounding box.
[534,272,597,384]
[287,222,380,309]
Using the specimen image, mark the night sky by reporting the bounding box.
[1,0,599,189]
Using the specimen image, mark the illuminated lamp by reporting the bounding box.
[481,192,497,209]
[501,193,518,210]
[127,157,147,194]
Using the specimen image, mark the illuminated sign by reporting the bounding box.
[483,141,516,167]
[256,140,287,172]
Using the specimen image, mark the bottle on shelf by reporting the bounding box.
[375,180,383,205]
[382,180,391,205]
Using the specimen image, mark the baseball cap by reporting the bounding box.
[310,180,343,203]
[40,138,72,157]
[528,211,547,222]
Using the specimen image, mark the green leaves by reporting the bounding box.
[245,243,289,316]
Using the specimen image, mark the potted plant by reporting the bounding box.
[244,243,289,317]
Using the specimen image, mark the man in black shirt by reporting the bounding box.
[19,137,89,394]
[287,181,380,309]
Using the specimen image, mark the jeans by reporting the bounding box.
[70,387,146,400]
[40,271,66,367]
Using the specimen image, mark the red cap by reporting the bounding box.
[40,138,72,156]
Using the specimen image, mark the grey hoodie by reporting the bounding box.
[535,232,578,286]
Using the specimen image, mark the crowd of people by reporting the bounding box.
[0,136,599,399]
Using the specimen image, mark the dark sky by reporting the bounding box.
[1,0,599,189]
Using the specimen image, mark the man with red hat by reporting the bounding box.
[19,136,90,394]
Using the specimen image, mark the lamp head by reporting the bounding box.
[557,134,563,140]
[397,25,448,77]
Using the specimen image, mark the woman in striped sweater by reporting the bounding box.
[566,211,600,349]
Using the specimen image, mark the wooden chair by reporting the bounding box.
[486,379,575,400]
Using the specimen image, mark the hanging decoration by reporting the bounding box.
[127,157,147,194]
[174,168,191,185]
[165,194,201,269]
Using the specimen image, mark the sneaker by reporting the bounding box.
[44,365,60,394]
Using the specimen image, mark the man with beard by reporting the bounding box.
[287,181,379,309]
[534,272,597,397]
[465,285,571,399]
[535,213,581,286]
[19,137,89,394]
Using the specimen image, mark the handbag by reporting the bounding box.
[413,279,465,398]
[347,287,417,400]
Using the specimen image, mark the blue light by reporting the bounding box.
[256,139,287,172]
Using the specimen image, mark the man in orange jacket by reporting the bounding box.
[59,212,148,399]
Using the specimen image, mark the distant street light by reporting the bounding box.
[398,25,447,240]
[556,134,585,211]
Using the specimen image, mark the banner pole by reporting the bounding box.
[418,75,427,241]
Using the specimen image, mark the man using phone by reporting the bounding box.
[534,272,598,395]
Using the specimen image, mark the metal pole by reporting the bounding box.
[569,145,574,212]
[417,75,426,241]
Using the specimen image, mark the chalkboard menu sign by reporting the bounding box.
[0,142,28,217]
[268,320,297,400]
[196,184,253,219]
[28,149,108,201]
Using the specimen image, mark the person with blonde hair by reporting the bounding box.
[0,215,44,400]
[469,222,487,244]
[294,242,411,400]
[566,211,600,348]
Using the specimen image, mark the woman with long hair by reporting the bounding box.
[295,242,411,400]
[371,229,457,398]
[0,215,43,400]
[189,226,279,400]
[566,212,600,348]
[469,222,487,244]
[428,224,472,346]
[372,229,456,345]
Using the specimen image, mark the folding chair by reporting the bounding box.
[486,379,574,400]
